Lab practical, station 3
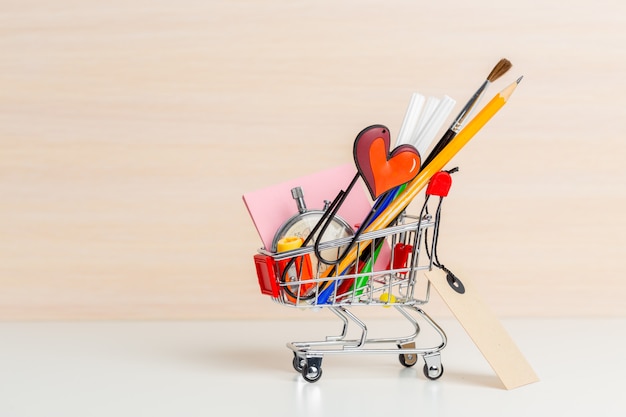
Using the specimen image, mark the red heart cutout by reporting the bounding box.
[354,125,421,199]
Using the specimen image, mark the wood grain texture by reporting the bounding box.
[1,0,625,320]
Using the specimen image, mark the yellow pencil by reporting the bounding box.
[323,76,522,279]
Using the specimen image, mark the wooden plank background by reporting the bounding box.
[1,0,625,320]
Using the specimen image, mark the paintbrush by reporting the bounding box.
[421,58,512,168]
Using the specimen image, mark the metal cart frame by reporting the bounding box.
[254,212,448,382]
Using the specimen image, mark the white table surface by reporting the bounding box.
[1,316,624,416]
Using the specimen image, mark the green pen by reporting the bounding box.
[352,239,384,296]
[353,183,408,297]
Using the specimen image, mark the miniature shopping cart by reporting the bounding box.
[253,176,453,382]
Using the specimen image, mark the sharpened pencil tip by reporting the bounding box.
[516,76,524,84]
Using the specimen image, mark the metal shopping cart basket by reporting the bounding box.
[253,185,452,383]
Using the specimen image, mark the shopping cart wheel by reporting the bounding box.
[423,363,444,380]
[399,352,418,367]
[423,354,443,380]
[398,342,418,367]
[301,357,323,383]
[292,354,304,373]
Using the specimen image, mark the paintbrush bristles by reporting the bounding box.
[486,58,512,82]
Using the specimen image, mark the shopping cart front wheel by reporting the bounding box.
[423,354,444,380]
[302,362,323,383]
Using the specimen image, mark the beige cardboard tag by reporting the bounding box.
[425,268,539,390]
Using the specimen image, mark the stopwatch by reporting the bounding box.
[272,187,354,272]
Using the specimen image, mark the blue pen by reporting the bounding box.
[365,187,399,228]
[316,280,338,305]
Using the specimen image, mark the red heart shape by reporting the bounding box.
[354,125,421,199]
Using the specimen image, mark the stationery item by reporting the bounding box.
[395,93,425,147]
[410,96,440,148]
[422,58,512,167]
[321,77,522,280]
[271,187,354,253]
[352,239,408,298]
[331,236,384,300]
[379,292,396,306]
[277,236,303,252]
[334,267,357,299]
[242,164,372,250]
[413,96,457,157]
[254,254,280,297]
[315,273,342,304]
[352,238,384,296]
[457,58,512,128]
[363,188,398,230]
[276,236,314,303]
[272,186,355,301]
[353,125,421,200]
[389,242,412,272]
[425,268,539,389]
